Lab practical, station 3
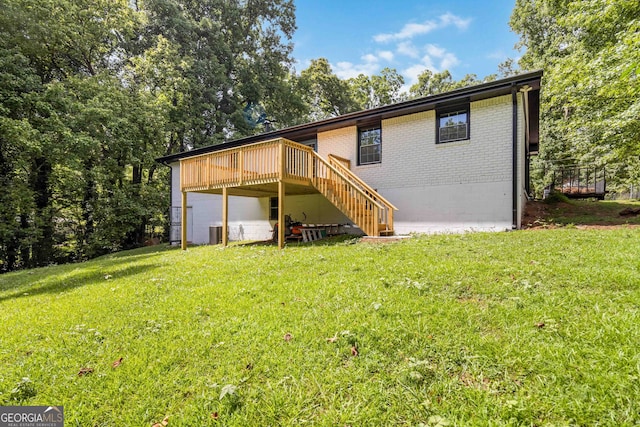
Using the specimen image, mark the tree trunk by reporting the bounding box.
[0,138,14,271]
[124,164,146,248]
[81,158,96,257]
[18,214,30,269]
[30,156,53,267]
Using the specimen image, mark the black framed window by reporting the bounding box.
[437,105,469,143]
[358,126,381,165]
[269,197,278,220]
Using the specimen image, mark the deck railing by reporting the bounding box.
[180,138,394,236]
[327,154,397,234]
[180,138,313,192]
[312,152,387,236]
[552,165,607,199]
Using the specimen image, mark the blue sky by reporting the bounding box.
[291,0,521,88]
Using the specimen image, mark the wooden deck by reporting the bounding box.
[179,138,397,248]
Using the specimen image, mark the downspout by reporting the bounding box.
[520,86,533,197]
[158,160,173,241]
[511,84,518,229]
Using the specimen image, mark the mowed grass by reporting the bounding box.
[1,230,639,426]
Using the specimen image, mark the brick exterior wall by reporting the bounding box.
[316,94,521,233]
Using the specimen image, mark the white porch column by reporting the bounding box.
[278,181,285,249]
[181,191,187,250]
[222,187,229,247]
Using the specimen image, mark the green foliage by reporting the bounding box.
[0,0,298,271]
[1,230,639,424]
[9,377,37,403]
[543,191,571,204]
[510,0,640,188]
[348,68,407,109]
[137,0,299,145]
[298,58,360,120]
[408,70,495,98]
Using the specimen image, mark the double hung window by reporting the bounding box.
[358,126,381,165]
[437,105,469,143]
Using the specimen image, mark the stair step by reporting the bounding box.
[312,154,394,238]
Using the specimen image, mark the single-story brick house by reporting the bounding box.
[156,70,542,248]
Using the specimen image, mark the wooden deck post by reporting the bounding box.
[373,205,380,237]
[222,187,228,247]
[278,181,285,249]
[279,139,286,180]
[181,191,187,250]
[307,150,314,181]
[238,148,244,185]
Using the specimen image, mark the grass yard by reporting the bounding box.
[1,228,639,426]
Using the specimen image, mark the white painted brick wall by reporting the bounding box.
[318,126,357,162]
[316,94,519,232]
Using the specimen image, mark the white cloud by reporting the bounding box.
[373,13,471,43]
[439,52,460,70]
[403,62,435,84]
[332,51,395,79]
[374,21,437,43]
[401,44,460,86]
[397,41,420,58]
[378,50,394,61]
[333,56,379,79]
[438,12,471,30]
[487,50,508,61]
[361,53,378,63]
[425,44,446,58]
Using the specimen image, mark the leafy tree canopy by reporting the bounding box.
[510,0,640,190]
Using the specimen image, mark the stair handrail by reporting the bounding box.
[311,152,385,211]
[327,154,398,211]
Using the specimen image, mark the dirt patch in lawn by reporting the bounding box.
[524,199,640,229]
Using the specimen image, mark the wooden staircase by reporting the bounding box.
[310,152,397,237]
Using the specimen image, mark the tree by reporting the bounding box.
[409,69,491,98]
[139,0,299,147]
[510,0,640,192]
[0,0,300,271]
[298,58,359,120]
[348,68,406,110]
[0,49,41,270]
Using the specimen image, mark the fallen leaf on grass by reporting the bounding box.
[351,346,359,357]
[535,322,545,328]
[211,412,219,420]
[326,335,338,343]
[283,333,292,341]
[112,357,123,368]
[151,415,169,427]
[78,367,93,376]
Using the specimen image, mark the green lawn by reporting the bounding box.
[1,230,639,426]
